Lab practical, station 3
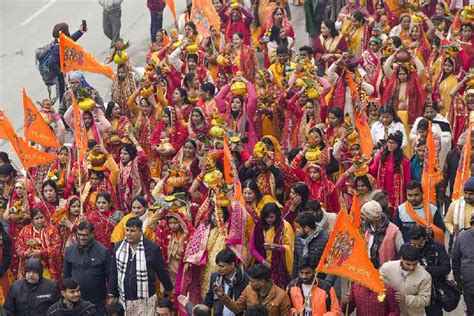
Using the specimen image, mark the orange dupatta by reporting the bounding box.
[404,202,444,244]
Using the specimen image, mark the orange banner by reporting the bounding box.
[0,111,57,169]
[317,210,385,297]
[165,0,177,21]
[23,89,60,148]
[421,122,443,204]
[349,194,361,229]
[191,0,220,37]
[354,109,374,158]
[70,91,88,162]
[59,33,115,79]
[452,123,472,200]
[223,135,245,205]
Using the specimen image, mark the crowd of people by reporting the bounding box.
[0,0,473,315]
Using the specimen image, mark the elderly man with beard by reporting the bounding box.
[361,200,404,269]
[287,257,340,315]
[292,211,329,279]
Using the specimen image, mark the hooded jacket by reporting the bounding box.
[4,258,60,316]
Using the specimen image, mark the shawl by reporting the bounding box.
[134,107,161,163]
[366,214,389,269]
[305,164,339,213]
[238,45,257,83]
[404,202,444,244]
[187,107,210,144]
[227,202,248,266]
[381,68,425,125]
[252,221,290,288]
[156,211,194,264]
[360,49,383,95]
[111,70,136,119]
[33,200,59,225]
[116,236,149,304]
[261,6,294,39]
[373,151,406,208]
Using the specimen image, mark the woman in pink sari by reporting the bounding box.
[177,199,247,307]
[215,77,258,153]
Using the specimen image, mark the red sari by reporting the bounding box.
[17,224,61,281]
[313,35,348,72]
[369,151,411,208]
[105,116,131,163]
[304,164,340,213]
[117,150,150,213]
[86,209,123,251]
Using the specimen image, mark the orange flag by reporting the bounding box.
[421,122,443,204]
[349,194,361,229]
[165,0,177,21]
[452,122,472,200]
[0,111,57,169]
[223,135,245,205]
[191,0,220,38]
[354,109,374,158]
[59,33,115,79]
[70,91,88,162]
[23,89,60,148]
[317,210,385,297]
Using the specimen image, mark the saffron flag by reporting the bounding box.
[0,111,57,169]
[70,91,88,162]
[191,0,220,38]
[349,194,361,229]
[452,122,472,200]
[23,89,60,148]
[421,122,443,204]
[165,0,177,22]
[223,135,245,205]
[59,33,115,79]
[317,210,385,297]
[346,70,374,157]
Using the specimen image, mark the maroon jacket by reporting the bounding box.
[147,0,165,12]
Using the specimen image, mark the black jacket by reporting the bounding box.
[418,239,451,282]
[47,298,98,315]
[63,240,110,304]
[4,278,60,316]
[0,231,11,278]
[109,237,173,299]
[202,270,250,316]
[292,232,329,279]
[452,228,474,288]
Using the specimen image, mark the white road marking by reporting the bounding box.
[19,0,57,26]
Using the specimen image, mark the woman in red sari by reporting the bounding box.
[4,179,39,278]
[303,163,340,213]
[224,4,253,45]
[188,107,210,149]
[33,180,64,225]
[155,211,194,287]
[313,19,347,73]
[53,195,82,255]
[151,106,189,177]
[369,131,411,208]
[217,32,258,83]
[104,101,132,163]
[17,208,61,281]
[47,146,74,197]
[172,88,193,123]
[117,134,151,213]
[86,192,123,251]
[360,37,383,97]
[406,17,434,66]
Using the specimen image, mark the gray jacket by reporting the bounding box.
[452,228,474,289]
[99,0,123,11]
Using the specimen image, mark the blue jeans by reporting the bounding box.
[150,10,163,43]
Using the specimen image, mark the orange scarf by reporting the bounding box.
[404,202,444,245]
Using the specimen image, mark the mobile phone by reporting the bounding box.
[82,19,87,32]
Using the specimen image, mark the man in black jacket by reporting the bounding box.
[409,225,451,316]
[108,217,173,313]
[63,221,110,315]
[180,249,249,316]
[292,211,329,279]
[4,258,59,316]
[47,278,97,315]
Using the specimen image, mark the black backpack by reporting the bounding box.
[35,41,57,86]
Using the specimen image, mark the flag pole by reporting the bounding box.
[345,280,352,316]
